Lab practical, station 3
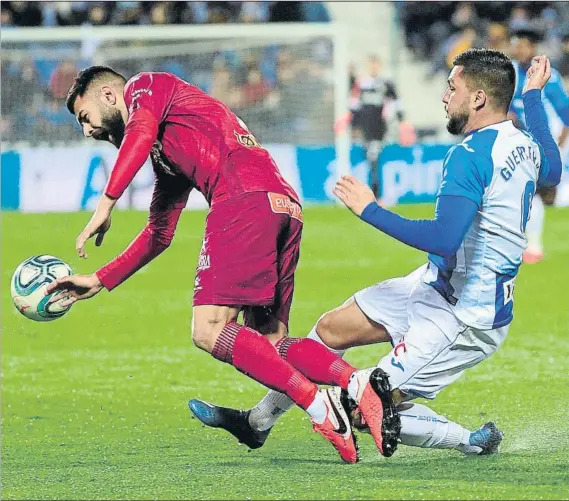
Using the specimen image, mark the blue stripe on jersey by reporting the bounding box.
[492,271,517,329]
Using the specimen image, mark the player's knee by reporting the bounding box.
[191,318,225,353]
[315,312,344,350]
[191,324,213,352]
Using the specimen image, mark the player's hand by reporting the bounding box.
[522,55,551,94]
[333,175,377,217]
[45,273,103,307]
[76,195,116,258]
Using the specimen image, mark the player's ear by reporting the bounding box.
[101,86,117,106]
[472,89,487,111]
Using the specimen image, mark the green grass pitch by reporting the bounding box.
[2,205,568,500]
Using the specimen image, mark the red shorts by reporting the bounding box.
[193,191,303,328]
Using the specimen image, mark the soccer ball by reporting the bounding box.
[11,255,73,322]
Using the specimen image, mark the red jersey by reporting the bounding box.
[96,72,298,291]
[105,72,298,205]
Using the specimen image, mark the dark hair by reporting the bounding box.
[453,48,515,112]
[66,65,126,114]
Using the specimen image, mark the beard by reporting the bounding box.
[92,108,125,148]
[446,109,470,136]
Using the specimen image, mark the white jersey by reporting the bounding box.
[423,120,551,329]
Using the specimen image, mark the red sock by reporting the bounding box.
[276,337,356,389]
[212,322,318,410]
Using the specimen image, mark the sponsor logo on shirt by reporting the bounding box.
[197,253,210,271]
[196,238,210,272]
[234,131,261,148]
[268,193,303,222]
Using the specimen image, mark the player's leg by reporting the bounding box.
[397,402,503,455]
[247,298,391,432]
[348,394,502,455]
[191,266,423,453]
[191,304,358,463]
[364,282,508,455]
[189,193,360,462]
[524,193,545,263]
[237,212,402,458]
[367,139,382,197]
[524,186,557,263]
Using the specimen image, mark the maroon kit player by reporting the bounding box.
[46,67,400,462]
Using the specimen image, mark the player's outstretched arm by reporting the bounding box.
[334,176,478,257]
[46,176,190,306]
[522,56,562,187]
[75,108,160,259]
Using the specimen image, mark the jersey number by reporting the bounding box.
[520,180,536,233]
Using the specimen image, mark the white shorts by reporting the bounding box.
[354,265,509,400]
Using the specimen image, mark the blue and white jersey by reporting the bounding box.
[423,120,551,330]
[510,61,569,142]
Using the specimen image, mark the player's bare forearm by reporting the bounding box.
[97,193,118,214]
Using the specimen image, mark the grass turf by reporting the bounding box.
[2,205,568,500]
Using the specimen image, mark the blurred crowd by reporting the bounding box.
[396,1,569,81]
[1,1,330,27]
[1,1,332,144]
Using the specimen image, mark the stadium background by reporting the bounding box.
[2,3,569,500]
[2,1,568,212]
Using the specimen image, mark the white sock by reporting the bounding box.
[399,403,481,453]
[347,370,362,402]
[248,324,346,431]
[248,391,295,431]
[526,194,545,252]
[305,390,327,424]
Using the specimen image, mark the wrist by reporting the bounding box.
[522,88,541,100]
[99,194,117,213]
[360,201,381,221]
[94,269,108,291]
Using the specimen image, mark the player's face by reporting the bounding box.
[73,91,125,148]
[442,66,470,136]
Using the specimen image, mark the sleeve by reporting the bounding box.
[543,70,569,127]
[437,144,490,206]
[535,141,551,186]
[96,174,192,291]
[104,108,159,199]
[359,195,478,258]
[523,89,562,187]
[103,73,178,200]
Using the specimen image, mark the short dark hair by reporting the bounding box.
[453,48,516,112]
[66,65,127,114]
